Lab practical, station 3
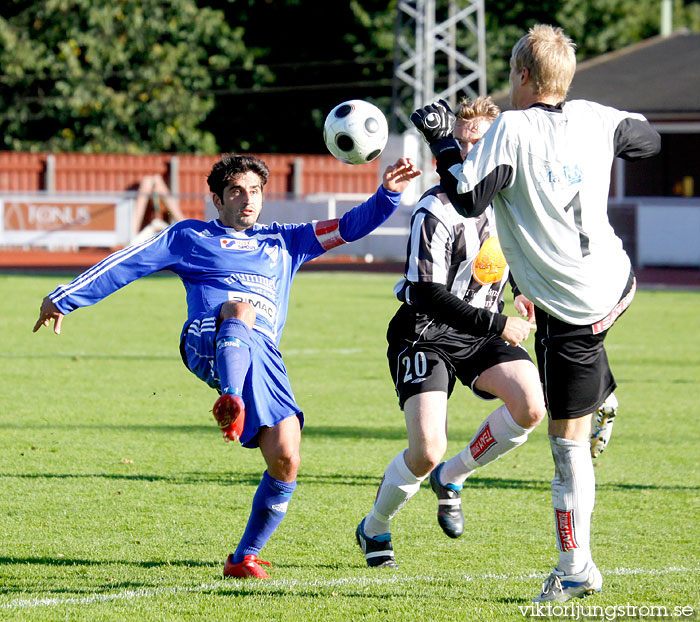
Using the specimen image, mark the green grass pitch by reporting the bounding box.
[1,271,698,621]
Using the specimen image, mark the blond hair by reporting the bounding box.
[511,24,576,100]
[455,96,501,123]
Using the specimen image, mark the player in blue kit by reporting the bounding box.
[34,153,421,579]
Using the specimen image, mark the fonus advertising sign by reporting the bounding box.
[0,193,134,248]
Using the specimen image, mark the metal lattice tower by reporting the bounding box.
[390,0,487,188]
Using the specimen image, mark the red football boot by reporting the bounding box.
[223,554,272,579]
[212,394,245,442]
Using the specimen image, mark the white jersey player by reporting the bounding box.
[411,25,660,602]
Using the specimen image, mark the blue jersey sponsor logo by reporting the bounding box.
[220,238,259,250]
[228,291,278,324]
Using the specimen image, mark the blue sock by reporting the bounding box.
[215,318,252,396]
[233,471,297,562]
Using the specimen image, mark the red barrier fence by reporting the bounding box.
[0,152,46,191]
[0,151,381,220]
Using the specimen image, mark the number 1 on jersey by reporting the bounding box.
[563,192,590,257]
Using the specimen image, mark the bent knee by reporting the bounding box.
[219,301,256,328]
[268,450,301,482]
[405,443,445,478]
[511,400,547,430]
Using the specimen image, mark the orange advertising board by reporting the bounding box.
[3,200,117,232]
[0,194,133,248]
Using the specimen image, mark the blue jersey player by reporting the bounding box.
[34,153,421,579]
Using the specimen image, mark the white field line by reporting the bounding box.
[1,566,697,610]
[285,348,363,356]
[4,348,364,359]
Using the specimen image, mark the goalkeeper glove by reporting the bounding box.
[410,99,456,145]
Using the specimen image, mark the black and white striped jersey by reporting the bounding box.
[434,100,660,325]
[394,185,509,315]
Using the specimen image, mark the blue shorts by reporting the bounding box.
[180,307,304,448]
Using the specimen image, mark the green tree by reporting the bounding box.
[199,0,396,154]
[1,0,698,154]
[0,0,260,153]
[558,0,700,57]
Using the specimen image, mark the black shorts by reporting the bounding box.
[534,272,636,420]
[387,305,533,410]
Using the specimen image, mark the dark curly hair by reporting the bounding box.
[207,154,270,200]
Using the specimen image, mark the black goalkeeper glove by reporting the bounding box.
[410,99,456,145]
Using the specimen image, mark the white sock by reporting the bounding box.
[364,451,425,538]
[549,435,595,575]
[440,405,530,487]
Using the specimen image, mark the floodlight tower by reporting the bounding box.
[389,0,487,193]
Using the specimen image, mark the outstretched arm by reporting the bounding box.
[31,223,182,326]
[303,158,422,262]
[33,296,64,334]
[327,158,421,246]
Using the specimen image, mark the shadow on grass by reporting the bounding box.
[0,559,215,597]
[0,423,220,437]
[490,596,532,605]
[213,586,408,599]
[0,471,264,486]
[458,477,700,493]
[0,556,215,569]
[0,470,383,487]
[0,423,407,440]
[0,558,218,596]
[0,423,406,442]
[0,470,695,492]
[300,425,408,441]
[301,473,699,493]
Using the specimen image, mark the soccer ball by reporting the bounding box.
[323,100,389,165]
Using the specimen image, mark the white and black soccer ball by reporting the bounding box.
[323,100,389,165]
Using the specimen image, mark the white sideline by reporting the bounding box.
[0,566,696,610]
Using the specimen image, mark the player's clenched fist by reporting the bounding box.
[410,99,456,145]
